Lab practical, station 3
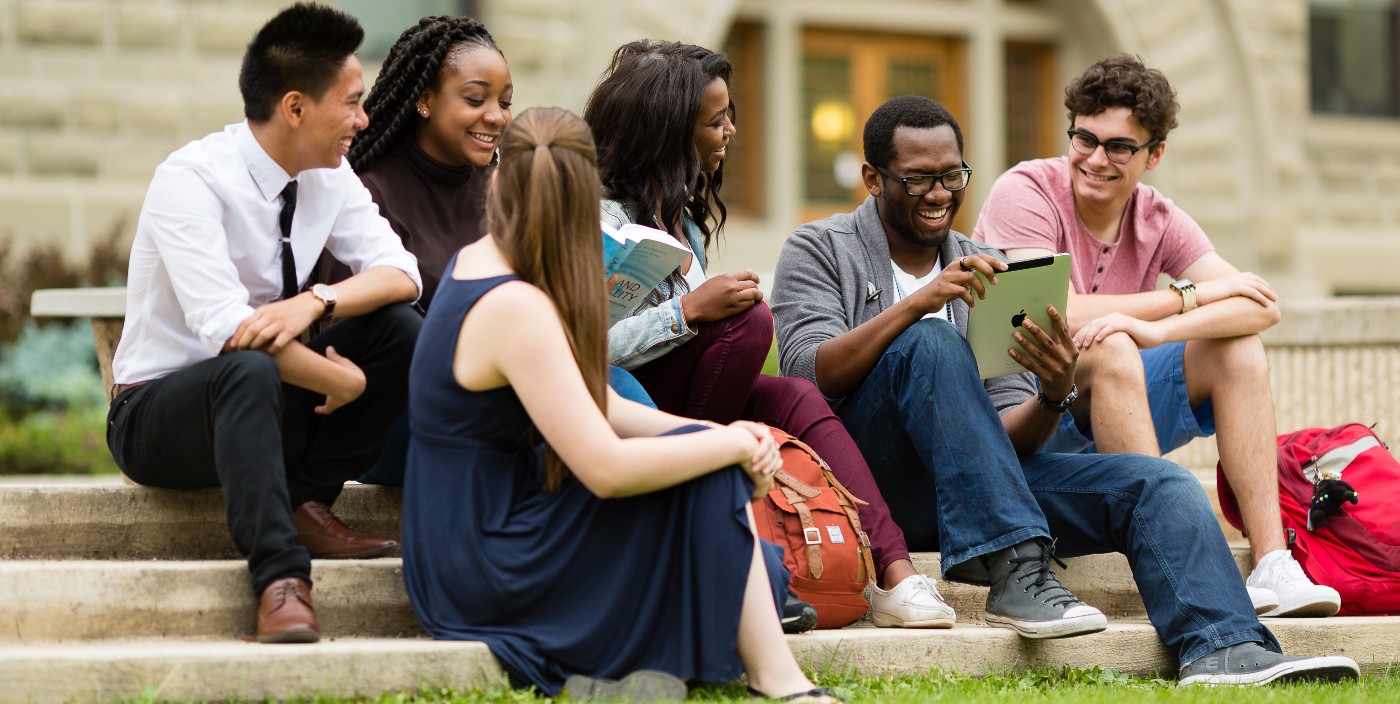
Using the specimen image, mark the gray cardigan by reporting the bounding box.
[771,196,1036,413]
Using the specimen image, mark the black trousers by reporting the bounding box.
[107,304,421,594]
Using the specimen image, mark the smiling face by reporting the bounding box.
[1067,106,1163,212]
[416,45,513,168]
[692,77,735,174]
[864,124,965,257]
[296,54,368,171]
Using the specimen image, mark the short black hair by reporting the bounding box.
[862,95,964,169]
[239,3,364,123]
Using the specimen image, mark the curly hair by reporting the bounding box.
[239,3,363,123]
[1064,54,1179,141]
[489,107,606,492]
[348,15,502,171]
[584,40,733,252]
[862,95,964,170]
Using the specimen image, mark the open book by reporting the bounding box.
[603,221,691,325]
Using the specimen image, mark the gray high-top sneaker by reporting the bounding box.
[984,538,1107,639]
[1178,642,1359,685]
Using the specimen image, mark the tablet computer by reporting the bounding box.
[965,253,1071,380]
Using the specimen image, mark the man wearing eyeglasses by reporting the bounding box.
[975,54,1340,621]
[773,94,1358,685]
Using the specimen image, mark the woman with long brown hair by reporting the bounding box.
[400,107,839,702]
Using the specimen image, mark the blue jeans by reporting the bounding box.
[838,320,1274,665]
[837,320,1049,582]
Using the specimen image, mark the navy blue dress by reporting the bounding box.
[402,271,787,696]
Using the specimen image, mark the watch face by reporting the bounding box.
[313,284,336,301]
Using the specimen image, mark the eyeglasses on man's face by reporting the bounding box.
[1067,129,1160,165]
[876,163,973,197]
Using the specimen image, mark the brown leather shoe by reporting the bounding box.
[293,500,399,559]
[256,577,320,643]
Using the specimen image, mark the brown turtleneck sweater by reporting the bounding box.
[315,139,492,311]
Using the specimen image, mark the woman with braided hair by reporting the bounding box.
[321,17,653,487]
[315,14,510,311]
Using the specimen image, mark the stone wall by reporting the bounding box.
[0,0,279,256]
[3,0,1399,301]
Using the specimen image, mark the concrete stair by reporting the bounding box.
[1,476,1394,702]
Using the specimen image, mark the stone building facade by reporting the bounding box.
[2,0,1397,299]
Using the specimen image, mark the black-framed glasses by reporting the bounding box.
[1067,129,1160,164]
[876,163,972,196]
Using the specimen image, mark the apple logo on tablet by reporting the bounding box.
[1011,309,1027,328]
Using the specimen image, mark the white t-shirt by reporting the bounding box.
[890,256,950,322]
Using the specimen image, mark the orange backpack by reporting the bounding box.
[751,426,876,629]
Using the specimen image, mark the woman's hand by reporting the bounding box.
[1008,305,1078,405]
[728,420,779,500]
[681,270,763,323]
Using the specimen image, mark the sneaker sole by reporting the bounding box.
[562,670,687,701]
[984,612,1107,639]
[869,610,955,629]
[1264,595,1342,618]
[1249,594,1280,616]
[782,605,818,634]
[1179,656,1359,686]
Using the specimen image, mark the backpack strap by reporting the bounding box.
[779,484,825,579]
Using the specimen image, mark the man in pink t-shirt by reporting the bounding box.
[975,54,1340,619]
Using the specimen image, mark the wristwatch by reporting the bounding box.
[1170,278,1198,314]
[1037,384,1079,413]
[310,283,337,320]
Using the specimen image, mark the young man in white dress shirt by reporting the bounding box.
[106,3,423,643]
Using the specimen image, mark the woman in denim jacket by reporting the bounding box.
[583,40,954,629]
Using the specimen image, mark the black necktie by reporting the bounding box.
[278,180,298,301]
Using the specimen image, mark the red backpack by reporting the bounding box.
[1218,423,1400,615]
[751,426,877,629]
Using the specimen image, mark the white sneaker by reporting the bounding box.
[1246,585,1280,615]
[1247,549,1341,617]
[870,574,956,628]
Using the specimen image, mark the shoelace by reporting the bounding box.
[1008,540,1079,608]
[1271,553,1313,587]
[910,575,947,603]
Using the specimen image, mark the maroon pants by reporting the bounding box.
[628,301,910,575]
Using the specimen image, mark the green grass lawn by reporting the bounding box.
[256,668,1396,704]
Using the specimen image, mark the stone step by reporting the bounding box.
[0,474,1248,560]
[3,618,1396,703]
[0,478,402,561]
[0,548,1256,642]
[0,559,421,642]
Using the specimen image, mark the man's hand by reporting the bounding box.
[681,270,763,323]
[1194,271,1277,308]
[229,293,323,353]
[1073,311,1166,350]
[1009,305,1078,403]
[314,346,366,415]
[910,254,1007,315]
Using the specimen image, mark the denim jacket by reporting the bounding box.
[601,198,707,370]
